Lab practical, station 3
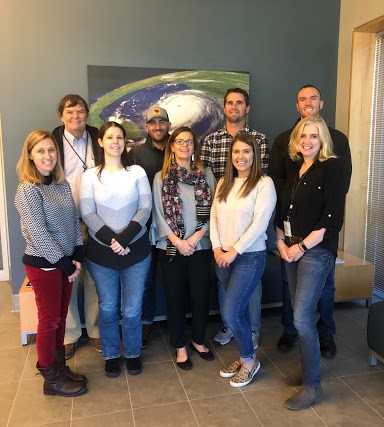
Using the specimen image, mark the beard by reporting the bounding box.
[226,113,247,124]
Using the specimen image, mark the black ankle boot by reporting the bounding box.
[36,362,87,397]
[56,346,87,384]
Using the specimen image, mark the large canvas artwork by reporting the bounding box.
[87,66,249,146]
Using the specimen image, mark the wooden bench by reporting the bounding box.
[272,249,374,306]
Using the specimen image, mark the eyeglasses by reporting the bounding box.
[174,139,194,146]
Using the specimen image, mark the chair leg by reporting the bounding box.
[369,352,377,366]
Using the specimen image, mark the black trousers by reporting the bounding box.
[159,249,212,349]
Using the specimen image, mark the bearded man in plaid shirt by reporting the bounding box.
[201,87,270,348]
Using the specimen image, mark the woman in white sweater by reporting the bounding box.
[210,133,276,388]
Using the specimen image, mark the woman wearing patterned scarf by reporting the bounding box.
[153,126,216,370]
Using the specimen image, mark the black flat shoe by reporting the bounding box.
[175,351,193,370]
[189,342,214,361]
[124,357,143,375]
[104,358,121,378]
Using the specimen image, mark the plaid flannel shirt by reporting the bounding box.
[200,125,270,180]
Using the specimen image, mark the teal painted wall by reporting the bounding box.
[0,0,341,292]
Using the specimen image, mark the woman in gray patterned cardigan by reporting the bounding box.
[15,130,87,397]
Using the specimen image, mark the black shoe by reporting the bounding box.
[142,324,152,349]
[104,358,121,378]
[175,351,193,370]
[277,332,298,352]
[189,342,214,361]
[319,334,337,359]
[125,357,143,375]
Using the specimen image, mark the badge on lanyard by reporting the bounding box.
[283,220,292,237]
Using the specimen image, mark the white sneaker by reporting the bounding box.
[214,326,234,345]
[252,330,259,350]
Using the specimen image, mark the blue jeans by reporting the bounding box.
[218,278,261,334]
[86,255,151,360]
[216,251,266,362]
[285,247,333,387]
[141,247,158,324]
[281,260,336,335]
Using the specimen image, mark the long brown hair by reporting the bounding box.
[216,133,262,202]
[161,126,204,179]
[16,130,64,184]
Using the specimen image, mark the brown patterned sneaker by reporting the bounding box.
[229,359,260,387]
[220,360,242,378]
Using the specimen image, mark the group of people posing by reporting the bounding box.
[15,85,351,411]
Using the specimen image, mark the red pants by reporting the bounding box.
[24,266,73,368]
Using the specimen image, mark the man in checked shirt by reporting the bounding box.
[201,87,270,349]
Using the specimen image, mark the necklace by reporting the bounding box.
[63,131,89,171]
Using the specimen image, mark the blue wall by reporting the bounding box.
[0,0,341,293]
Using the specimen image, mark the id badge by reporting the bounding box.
[283,220,292,237]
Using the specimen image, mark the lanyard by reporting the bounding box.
[285,166,311,221]
[63,131,89,172]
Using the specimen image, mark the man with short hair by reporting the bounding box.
[52,94,103,359]
[269,84,352,358]
[201,88,270,349]
[127,106,171,349]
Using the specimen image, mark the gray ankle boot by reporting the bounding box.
[285,383,323,410]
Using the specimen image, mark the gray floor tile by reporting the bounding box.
[141,331,172,364]
[178,354,240,400]
[73,342,105,373]
[0,381,18,427]
[320,339,381,377]
[72,369,131,418]
[128,360,187,408]
[243,386,325,426]
[191,394,261,426]
[8,378,72,427]
[0,346,29,382]
[0,323,24,349]
[133,401,198,427]
[314,377,384,426]
[341,372,384,417]
[1,280,384,426]
[72,410,134,426]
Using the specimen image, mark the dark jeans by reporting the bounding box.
[25,265,72,368]
[281,258,336,336]
[159,249,212,349]
[141,246,159,324]
[285,247,333,387]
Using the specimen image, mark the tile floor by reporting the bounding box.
[0,280,383,427]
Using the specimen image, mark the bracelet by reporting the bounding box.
[297,242,305,252]
[301,240,308,251]
[276,238,285,244]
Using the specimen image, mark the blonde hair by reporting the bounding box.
[161,126,203,179]
[16,130,65,184]
[288,116,337,162]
